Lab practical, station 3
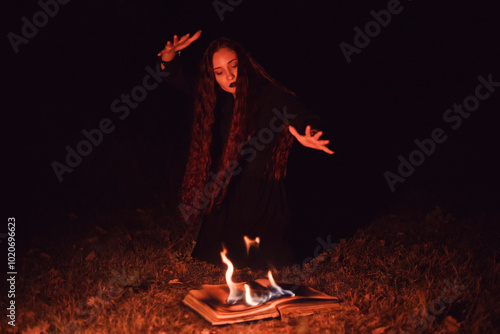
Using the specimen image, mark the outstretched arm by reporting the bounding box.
[157,30,202,67]
[288,125,334,155]
[155,30,202,96]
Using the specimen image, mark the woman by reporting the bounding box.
[157,30,333,268]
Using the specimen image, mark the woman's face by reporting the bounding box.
[212,47,238,96]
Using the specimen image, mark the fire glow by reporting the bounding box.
[243,235,260,255]
[220,244,294,306]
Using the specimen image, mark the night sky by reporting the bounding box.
[4,0,499,248]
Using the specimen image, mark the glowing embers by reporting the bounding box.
[220,239,294,306]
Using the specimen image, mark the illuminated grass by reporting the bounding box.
[5,204,498,334]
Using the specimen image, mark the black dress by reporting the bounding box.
[160,59,321,268]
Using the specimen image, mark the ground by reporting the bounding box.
[2,196,499,334]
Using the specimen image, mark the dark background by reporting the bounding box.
[3,0,499,256]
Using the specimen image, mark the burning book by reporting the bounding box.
[183,241,340,325]
[183,277,340,325]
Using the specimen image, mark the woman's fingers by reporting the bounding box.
[178,33,192,45]
[159,30,202,55]
[177,30,202,50]
[189,30,202,43]
[288,125,299,138]
[323,147,335,154]
[289,125,334,154]
[305,125,311,137]
[313,131,323,139]
[178,33,190,44]
[157,41,174,56]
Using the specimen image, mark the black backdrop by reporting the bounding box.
[3,0,499,253]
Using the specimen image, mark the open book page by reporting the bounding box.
[182,279,340,325]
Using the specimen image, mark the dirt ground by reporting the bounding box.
[3,200,499,334]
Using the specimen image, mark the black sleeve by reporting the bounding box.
[259,83,323,134]
[157,57,196,98]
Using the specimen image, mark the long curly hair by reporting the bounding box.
[179,37,295,223]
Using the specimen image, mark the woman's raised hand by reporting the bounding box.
[288,125,334,155]
[157,30,202,62]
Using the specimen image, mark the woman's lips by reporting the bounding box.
[229,82,236,88]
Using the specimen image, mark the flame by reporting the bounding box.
[220,246,242,304]
[268,270,294,297]
[244,284,259,306]
[220,241,294,306]
[243,271,295,306]
[243,235,260,255]
[244,282,271,306]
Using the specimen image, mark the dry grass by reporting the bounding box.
[2,203,498,334]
